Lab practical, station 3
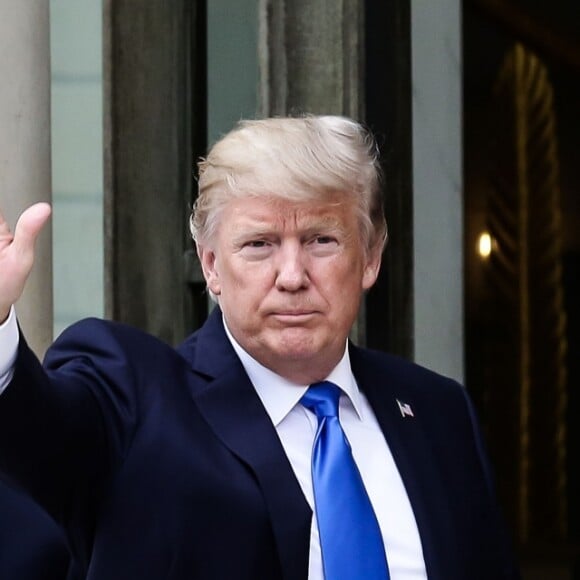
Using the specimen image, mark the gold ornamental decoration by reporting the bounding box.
[487,43,568,544]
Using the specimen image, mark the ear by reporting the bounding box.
[197,244,221,296]
[361,243,383,290]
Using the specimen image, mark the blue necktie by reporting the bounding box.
[302,381,390,580]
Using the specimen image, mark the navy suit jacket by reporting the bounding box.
[0,308,519,579]
[0,482,72,580]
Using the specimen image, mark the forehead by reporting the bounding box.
[219,196,358,233]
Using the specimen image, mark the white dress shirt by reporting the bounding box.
[0,307,18,392]
[0,310,427,579]
[223,320,427,580]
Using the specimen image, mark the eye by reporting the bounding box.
[239,238,274,260]
[308,234,338,246]
[245,240,269,248]
[308,234,339,255]
[314,236,336,245]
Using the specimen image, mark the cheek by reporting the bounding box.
[324,260,365,290]
[219,264,272,303]
[235,262,276,288]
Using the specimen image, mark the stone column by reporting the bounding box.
[103,0,202,343]
[259,0,362,119]
[0,0,52,357]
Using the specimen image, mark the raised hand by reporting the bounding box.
[0,203,51,323]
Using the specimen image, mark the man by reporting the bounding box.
[0,116,518,579]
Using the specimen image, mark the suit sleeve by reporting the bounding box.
[0,319,140,528]
[0,481,73,580]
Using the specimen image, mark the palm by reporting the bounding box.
[0,203,51,322]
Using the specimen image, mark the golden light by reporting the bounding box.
[477,232,493,259]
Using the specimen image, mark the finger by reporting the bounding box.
[0,206,11,236]
[12,203,52,257]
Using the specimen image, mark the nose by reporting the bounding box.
[275,242,310,292]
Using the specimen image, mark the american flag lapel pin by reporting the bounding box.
[396,399,415,418]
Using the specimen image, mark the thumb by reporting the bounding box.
[12,203,52,257]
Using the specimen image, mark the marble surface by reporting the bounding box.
[51,0,104,338]
[0,2,52,357]
[411,0,464,382]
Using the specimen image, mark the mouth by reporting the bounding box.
[270,311,319,323]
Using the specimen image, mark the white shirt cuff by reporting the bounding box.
[0,306,19,393]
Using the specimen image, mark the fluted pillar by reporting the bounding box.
[258,0,362,119]
[0,0,52,356]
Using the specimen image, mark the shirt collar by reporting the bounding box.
[222,316,364,425]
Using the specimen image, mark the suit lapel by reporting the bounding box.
[350,345,463,580]
[178,310,312,580]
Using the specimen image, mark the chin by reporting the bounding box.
[270,332,330,361]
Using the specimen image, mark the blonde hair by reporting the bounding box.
[190,115,387,252]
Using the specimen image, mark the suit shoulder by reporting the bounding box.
[55,317,154,345]
[351,344,460,383]
[47,317,182,371]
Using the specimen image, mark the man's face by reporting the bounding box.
[198,195,381,384]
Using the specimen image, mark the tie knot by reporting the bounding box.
[301,381,341,418]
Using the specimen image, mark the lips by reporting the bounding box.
[269,310,319,323]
